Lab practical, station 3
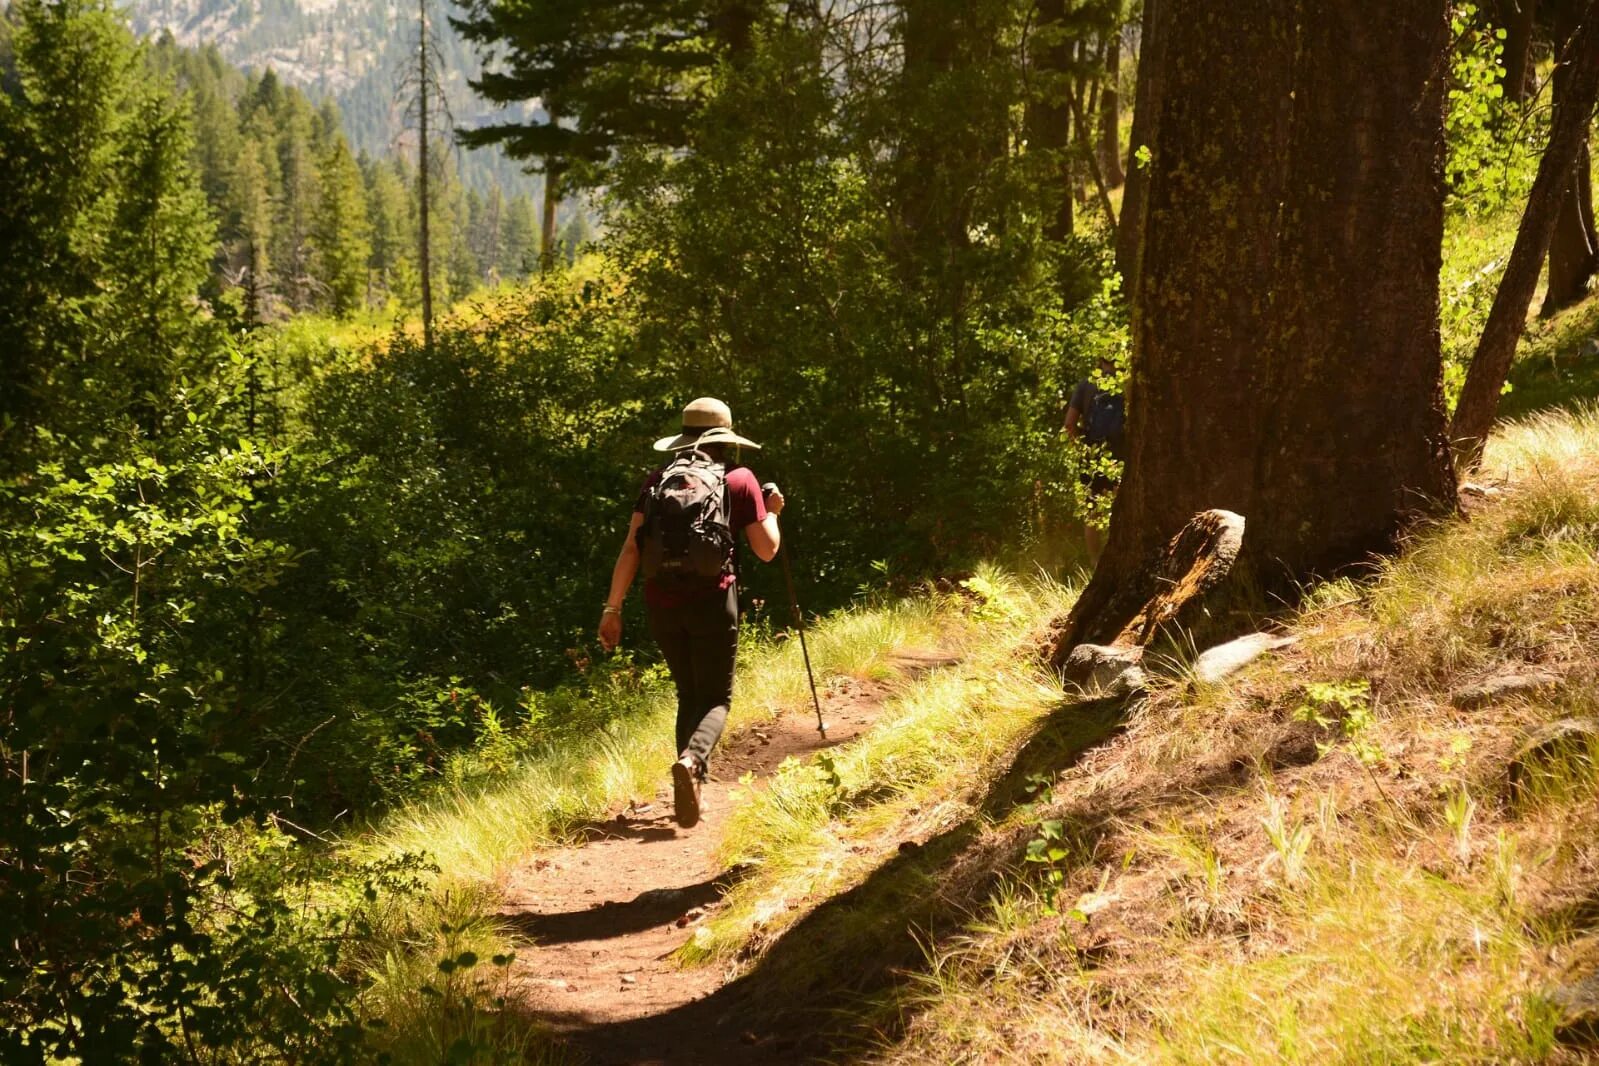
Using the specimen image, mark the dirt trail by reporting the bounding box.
[496,655,953,1065]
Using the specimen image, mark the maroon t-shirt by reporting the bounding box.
[635,464,768,608]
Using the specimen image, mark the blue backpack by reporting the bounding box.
[1084,387,1126,461]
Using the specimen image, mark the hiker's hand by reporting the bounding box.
[762,482,785,516]
[598,611,622,652]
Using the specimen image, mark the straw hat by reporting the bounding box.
[653,397,763,452]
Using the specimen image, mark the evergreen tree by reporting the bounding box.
[363,152,417,306]
[500,191,538,278]
[454,0,770,184]
[313,136,373,316]
[0,0,136,461]
[104,77,219,432]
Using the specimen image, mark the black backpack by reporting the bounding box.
[638,450,734,588]
[1084,388,1126,461]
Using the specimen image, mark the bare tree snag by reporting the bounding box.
[1059,1,1457,656]
[1453,1,1599,464]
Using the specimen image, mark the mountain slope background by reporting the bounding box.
[127,0,543,200]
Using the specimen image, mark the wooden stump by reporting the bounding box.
[1047,509,1245,674]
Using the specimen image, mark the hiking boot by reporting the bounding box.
[672,755,703,829]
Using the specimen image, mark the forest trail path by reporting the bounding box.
[496,652,957,1065]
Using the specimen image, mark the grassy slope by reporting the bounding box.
[664,397,1599,1065]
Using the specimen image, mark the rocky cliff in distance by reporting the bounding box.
[127,0,542,198]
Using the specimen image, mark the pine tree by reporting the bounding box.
[105,78,219,432]
[499,192,538,279]
[362,153,416,306]
[0,0,136,460]
[313,136,373,316]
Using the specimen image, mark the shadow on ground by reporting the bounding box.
[498,866,747,948]
[513,694,1132,1065]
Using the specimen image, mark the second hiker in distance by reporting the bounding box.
[598,397,784,829]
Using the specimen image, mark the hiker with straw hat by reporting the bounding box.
[599,398,784,828]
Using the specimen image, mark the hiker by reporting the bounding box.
[1063,357,1125,560]
[598,397,784,829]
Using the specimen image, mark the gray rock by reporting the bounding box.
[1191,632,1298,686]
[1507,717,1599,793]
[1551,969,1599,1045]
[1582,337,1599,361]
[1062,643,1147,698]
[1451,668,1562,709]
[633,887,686,907]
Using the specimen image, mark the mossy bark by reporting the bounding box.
[1060,0,1458,650]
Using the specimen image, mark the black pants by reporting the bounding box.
[647,582,738,773]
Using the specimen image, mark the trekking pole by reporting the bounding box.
[766,484,826,738]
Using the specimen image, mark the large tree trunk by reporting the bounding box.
[1541,1,1599,315]
[1115,0,1166,285]
[1057,0,1457,651]
[1099,26,1125,189]
[1026,0,1074,244]
[1453,1,1599,461]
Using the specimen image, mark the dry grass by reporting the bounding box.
[846,406,1599,1065]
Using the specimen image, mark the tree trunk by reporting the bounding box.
[1497,0,1539,104]
[1115,0,1166,285]
[1026,0,1074,243]
[1541,1,1599,315]
[1542,143,1598,314]
[540,161,560,273]
[1056,0,1457,652]
[418,0,434,351]
[1099,26,1125,188]
[1453,1,1599,461]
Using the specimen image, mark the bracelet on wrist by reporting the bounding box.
[602,604,622,616]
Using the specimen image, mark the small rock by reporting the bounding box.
[1458,481,1503,498]
[1508,717,1599,793]
[620,973,637,985]
[1583,337,1599,360]
[635,887,685,907]
[1062,643,1147,698]
[897,840,920,854]
[1550,970,1599,1045]
[1451,668,1562,709]
[1072,890,1117,917]
[1191,632,1297,685]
